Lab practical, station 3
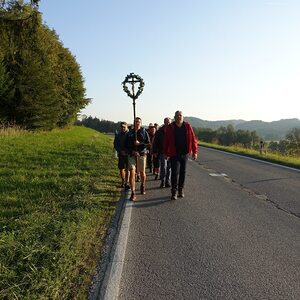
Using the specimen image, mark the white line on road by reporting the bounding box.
[209,173,228,177]
[100,201,133,300]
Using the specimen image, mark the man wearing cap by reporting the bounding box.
[164,111,198,200]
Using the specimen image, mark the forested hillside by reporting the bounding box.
[186,117,300,140]
[0,1,89,130]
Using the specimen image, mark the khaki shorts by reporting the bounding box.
[128,155,147,173]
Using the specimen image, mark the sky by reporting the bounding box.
[39,0,300,126]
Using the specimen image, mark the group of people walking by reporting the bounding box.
[114,111,198,201]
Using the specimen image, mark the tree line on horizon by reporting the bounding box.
[77,116,299,156]
[0,1,89,130]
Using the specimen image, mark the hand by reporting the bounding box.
[134,140,140,146]
[133,151,140,157]
[192,153,197,160]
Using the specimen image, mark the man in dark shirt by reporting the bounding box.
[164,111,198,200]
[113,122,130,189]
[152,117,171,188]
[125,117,150,201]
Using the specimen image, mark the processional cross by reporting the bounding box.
[122,73,145,139]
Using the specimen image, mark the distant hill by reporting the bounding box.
[185,117,300,140]
[185,117,246,130]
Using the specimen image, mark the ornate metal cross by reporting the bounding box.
[122,73,145,137]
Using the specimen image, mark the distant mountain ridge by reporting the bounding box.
[185,117,300,140]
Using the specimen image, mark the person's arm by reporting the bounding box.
[124,132,133,156]
[163,125,171,159]
[114,135,120,153]
[188,123,198,160]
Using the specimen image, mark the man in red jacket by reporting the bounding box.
[164,111,198,200]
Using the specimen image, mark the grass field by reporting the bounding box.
[199,141,300,169]
[0,126,119,299]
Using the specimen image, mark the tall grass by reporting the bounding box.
[199,141,300,169]
[0,121,25,136]
[0,126,119,299]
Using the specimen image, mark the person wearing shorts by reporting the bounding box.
[125,117,150,201]
[114,122,130,190]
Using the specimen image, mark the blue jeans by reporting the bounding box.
[159,154,171,183]
[170,154,188,190]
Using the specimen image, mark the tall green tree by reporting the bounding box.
[0,1,89,130]
[286,128,300,156]
[0,61,15,121]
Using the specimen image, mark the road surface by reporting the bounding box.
[105,146,300,299]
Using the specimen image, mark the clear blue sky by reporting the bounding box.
[39,0,300,126]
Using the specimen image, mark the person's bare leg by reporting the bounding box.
[120,169,125,186]
[141,171,146,185]
[129,167,136,200]
[125,169,129,185]
[140,171,146,194]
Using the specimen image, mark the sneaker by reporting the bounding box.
[160,181,165,188]
[165,181,171,188]
[130,192,136,201]
[171,188,177,200]
[171,194,177,200]
[140,184,146,195]
[125,184,131,191]
[178,188,184,198]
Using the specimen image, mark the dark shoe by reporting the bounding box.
[136,175,140,182]
[140,184,146,195]
[160,181,165,188]
[165,181,171,188]
[130,192,136,201]
[125,184,131,191]
[178,187,184,198]
[171,188,177,200]
[155,174,158,180]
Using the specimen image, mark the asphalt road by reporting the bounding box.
[116,146,300,299]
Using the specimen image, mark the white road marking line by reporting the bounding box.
[209,173,228,177]
[100,201,133,300]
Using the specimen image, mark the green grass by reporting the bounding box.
[199,141,300,169]
[0,126,119,299]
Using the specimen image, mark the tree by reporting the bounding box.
[195,128,217,143]
[236,129,252,148]
[216,125,236,146]
[286,128,300,156]
[0,1,89,130]
[0,60,15,121]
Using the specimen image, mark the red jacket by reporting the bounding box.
[163,121,198,157]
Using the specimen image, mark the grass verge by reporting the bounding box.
[199,141,300,170]
[0,126,119,299]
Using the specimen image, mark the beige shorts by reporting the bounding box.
[128,155,147,173]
